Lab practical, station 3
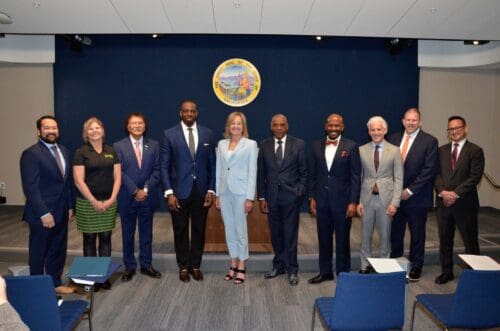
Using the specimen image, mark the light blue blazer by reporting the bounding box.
[216,137,258,200]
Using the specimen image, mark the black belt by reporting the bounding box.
[372,191,379,195]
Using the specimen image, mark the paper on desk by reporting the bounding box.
[367,258,405,273]
[459,254,500,271]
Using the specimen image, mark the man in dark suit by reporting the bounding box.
[114,113,161,281]
[388,108,438,281]
[20,115,75,294]
[160,100,216,282]
[258,114,308,286]
[434,115,485,284]
[308,114,361,284]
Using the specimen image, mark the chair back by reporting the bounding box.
[330,271,406,331]
[448,270,500,329]
[5,275,63,331]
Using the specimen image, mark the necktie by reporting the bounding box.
[326,139,338,146]
[401,134,411,162]
[50,146,65,177]
[451,143,459,171]
[276,140,283,166]
[188,127,195,159]
[134,141,142,168]
[374,145,380,171]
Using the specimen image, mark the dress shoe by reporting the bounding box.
[409,267,422,282]
[55,285,76,295]
[264,268,286,279]
[308,274,334,284]
[435,273,454,285]
[359,265,374,274]
[141,266,162,279]
[190,268,203,281]
[122,269,136,282]
[100,280,112,290]
[288,274,299,286]
[179,269,190,282]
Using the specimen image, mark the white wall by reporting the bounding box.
[420,68,500,208]
[0,63,54,205]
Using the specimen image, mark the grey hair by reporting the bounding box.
[367,116,388,130]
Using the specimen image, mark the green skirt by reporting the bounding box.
[75,197,117,233]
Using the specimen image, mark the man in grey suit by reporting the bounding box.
[257,114,308,286]
[357,116,403,273]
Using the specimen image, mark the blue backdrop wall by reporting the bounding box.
[54,35,418,154]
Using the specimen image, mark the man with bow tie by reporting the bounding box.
[308,114,361,284]
[114,113,161,281]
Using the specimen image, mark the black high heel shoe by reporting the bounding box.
[224,266,237,281]
[234,268,246,285]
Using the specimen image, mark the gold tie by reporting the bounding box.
[401,134,411,162]
[134,141,142,168]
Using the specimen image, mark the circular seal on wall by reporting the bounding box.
[213,58,261,107]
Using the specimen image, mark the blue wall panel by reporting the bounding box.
[54,35,418,154]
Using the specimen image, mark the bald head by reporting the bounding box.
[271,113,288,139]
[325,113,345,140]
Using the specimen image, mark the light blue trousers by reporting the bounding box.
[360,195,392,269]
[220,192,249,261]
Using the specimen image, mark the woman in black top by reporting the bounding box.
[73,117,121,288]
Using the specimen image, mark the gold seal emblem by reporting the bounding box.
[213,58,261,107]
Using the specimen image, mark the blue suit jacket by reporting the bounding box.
[388,130,438,208]
[160,123,215,199]
[257,135,308,206]
[113,137,160,210]
[20,141,75,224]
[216,137,258,200]
[308,137,361,211]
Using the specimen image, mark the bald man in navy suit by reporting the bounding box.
[258,114,308,286]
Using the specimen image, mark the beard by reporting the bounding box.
[40,134,58,144]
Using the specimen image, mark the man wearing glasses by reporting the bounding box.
[434,116,485,285]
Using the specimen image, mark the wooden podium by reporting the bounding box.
[204,202,273,253]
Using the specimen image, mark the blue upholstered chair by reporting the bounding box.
[311,271,407,331]
[411,269,500,330]
[5,275,90,331]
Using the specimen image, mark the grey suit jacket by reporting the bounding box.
[0,302,28,331]
[359,140,403,207]
[216,137,258,200]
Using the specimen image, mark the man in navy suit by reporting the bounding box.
[258,114,308,286]
[20,115,75,294]
[388,108,438,281]
[308,114,361,284]
[160,100,216,282]
[114,113,161,281]
[434,115,484,285]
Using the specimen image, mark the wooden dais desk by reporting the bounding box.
[204,203,272,253]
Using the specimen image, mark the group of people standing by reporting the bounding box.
[19,101,485,294]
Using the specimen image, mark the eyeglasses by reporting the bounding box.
[447,126,464,132]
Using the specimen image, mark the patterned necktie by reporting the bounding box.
[401,134,411,162]
[276,140,283,166]
[374,145,380,171]
[451,143,459,171]
[50,146,65,177]
[188,127,195,159]
[134,141,142,168]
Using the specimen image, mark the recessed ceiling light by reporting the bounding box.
[152,34,158,38]
[315,36,323,41]
[0,12,12,24]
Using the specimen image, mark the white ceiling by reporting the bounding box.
[0,0,499,41]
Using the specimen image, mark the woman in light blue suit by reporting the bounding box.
[215,112,258,285]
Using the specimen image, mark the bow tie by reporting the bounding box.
[326,139,339,146]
